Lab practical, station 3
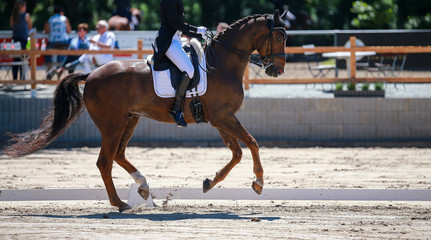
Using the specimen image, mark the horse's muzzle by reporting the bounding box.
[265,66,284,77]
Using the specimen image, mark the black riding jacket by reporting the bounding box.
[153,0,201,70]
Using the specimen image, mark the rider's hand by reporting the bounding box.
[197,26,207,35]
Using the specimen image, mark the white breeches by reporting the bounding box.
[165,33,194,78]
[78,44,113,73]
[77,55,92,73]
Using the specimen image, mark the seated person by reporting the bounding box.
[46,23,90,79]
[64,20,116,73]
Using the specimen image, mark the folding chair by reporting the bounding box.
[367,53,408,89]
[303,44,335,78]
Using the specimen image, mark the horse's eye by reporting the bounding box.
[277,37,283,42]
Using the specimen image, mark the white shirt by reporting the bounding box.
[89,31,116,65]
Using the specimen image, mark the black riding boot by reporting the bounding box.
[170,72,191,127]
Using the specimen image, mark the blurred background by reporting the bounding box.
[1,0,431,31]
[1,0,431,147]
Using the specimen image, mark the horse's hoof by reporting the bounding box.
[203,178,212,193]
[119,203,132,213]
[252,180,263,195]
[138,185,150,200]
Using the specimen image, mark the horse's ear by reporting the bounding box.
[274,9,280,20]
[279,10,287,27]
[273,9,282,26]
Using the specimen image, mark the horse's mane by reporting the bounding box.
[214,14,269,42]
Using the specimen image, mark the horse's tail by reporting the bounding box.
[3,72,90,157]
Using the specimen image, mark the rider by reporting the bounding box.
[153,0,206,127]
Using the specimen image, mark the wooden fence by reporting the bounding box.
[244,36,431,89]
[1,37,431,91]
[0,39,151,90]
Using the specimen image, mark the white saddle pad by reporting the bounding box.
[149,40,207,98]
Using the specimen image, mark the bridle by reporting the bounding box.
[205,16,287,70]
[255,16,288,69]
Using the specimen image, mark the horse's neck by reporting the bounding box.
[208,24,262,83]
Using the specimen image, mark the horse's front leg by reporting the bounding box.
[203,129,243,193]
[210,114,264,195]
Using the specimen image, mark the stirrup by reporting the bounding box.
[170,110,187,127]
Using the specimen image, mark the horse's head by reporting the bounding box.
[255,10,288,77]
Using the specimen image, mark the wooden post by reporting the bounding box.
[137,39,143,59]
[349,36,356,80]
[244,63,250,90]
[30,38,37,90]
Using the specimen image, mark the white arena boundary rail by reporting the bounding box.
[1,184,430,207]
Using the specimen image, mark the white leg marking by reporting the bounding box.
[131,171,151,200]
[130,171,148,185]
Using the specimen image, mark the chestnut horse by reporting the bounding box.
[4,11,288,212]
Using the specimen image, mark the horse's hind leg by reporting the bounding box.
[210,114,264,194]
[114,115,150,200]
[203,129,242,193]
[97,121,131,212]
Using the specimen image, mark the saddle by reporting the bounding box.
[147,38,207,124]
[148,40,201,92]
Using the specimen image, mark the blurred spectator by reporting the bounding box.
[46,23,90,79]
[216,22,229,34]
[43,6,72,69]
[9,0,32,80]
[64,20,116,73]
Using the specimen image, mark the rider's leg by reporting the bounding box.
[165,34,194,78]
[81,59,92,73]
[64,53,89,71]
[169,71,190,127]
[165,34,194,127]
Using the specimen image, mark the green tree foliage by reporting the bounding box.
[134,0,160,30]
[398,0,431,29]
[198,0,274,30]
[350,0,398,29]
[1,0,430,31]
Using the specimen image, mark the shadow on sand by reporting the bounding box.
[21,211,281,222]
